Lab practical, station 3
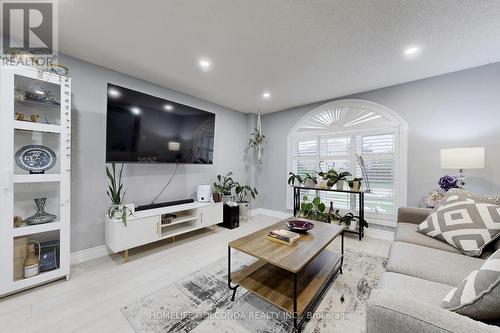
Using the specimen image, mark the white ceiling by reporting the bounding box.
[59,0,500,114]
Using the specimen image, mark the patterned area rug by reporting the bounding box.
[122,249,386,333]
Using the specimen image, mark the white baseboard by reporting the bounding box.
[70,245,110,266]
[250,208,293,219]
[251,208,395,241]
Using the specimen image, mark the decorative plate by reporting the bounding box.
[15,145,56,173]
[286,220,315,233]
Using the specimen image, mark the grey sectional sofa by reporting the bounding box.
[366,207,500,333]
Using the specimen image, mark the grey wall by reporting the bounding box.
[63,55,249,253]
[254,62,500,212]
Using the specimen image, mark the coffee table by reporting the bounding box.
[228,218,344,331]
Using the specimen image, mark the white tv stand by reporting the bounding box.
[105,201,223,262]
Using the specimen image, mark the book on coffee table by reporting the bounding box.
[267,229,300,245]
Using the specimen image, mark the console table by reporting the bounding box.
[293,186,365,240]
[105,202,223,262]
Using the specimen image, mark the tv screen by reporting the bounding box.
[106,84,215,164]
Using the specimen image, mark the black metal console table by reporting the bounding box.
[293,186,365,240]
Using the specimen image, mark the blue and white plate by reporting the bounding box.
[15,145,56,173]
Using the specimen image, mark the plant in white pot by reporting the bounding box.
[348,177,363,191]
[318,169,352,190]
[235,184,258,220]
[303,172,318,188]
[106,163,134,226]
[287,172,303,187]
[339,212,369,231]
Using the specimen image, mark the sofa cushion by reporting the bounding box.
[379,272,452,306]
[386,241,484,286]
[417,194,500,257]
[395,222,461,254]
[442,249,500,321]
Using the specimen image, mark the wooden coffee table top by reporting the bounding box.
[229,218,344,273]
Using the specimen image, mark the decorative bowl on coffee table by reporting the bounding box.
[286,220,314,233]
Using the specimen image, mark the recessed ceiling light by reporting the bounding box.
[108,87,121,98]
[262,92,271,99]
[198,58,212,71]
[130,106,141,115]
[404,46,420,57]
[34,90,45,95]
[164,104,174,111]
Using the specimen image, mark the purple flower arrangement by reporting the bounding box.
[438,175,458,191]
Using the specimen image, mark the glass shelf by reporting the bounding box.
[14,182,60,228]
[14,130,60,175]
[14,75,61,126]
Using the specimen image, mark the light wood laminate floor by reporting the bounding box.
[0,214,390,333]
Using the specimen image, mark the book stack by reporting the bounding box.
[266,229,300,245]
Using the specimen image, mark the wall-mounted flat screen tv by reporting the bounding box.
[106,84,215,164]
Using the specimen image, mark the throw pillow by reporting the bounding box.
[417,195,500,257]
[443,190,500,253]
[443,188,500,206]
[442,248,500,320]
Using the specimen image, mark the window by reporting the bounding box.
[287,99,407,226]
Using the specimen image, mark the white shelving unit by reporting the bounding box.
[0,66,71,297]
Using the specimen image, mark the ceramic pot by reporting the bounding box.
[304,179,316,188]
[213,192,222,203]
[336,180,345,191]
[349,220,358,231]
[351,181,361,191]
[239,202,250,220]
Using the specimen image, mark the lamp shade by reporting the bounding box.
[440,147,485,169]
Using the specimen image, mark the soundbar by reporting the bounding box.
[136,199,195,212]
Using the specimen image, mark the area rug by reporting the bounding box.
[122,249,386,333]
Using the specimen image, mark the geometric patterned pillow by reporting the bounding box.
[442,248,500,320]
[417,194,500,257]
[443,188,500,206]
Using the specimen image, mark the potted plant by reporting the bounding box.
[348,177,363,191]
[288,172,303,187]
[235,184,258,220]
[248,113,265,164]
[213,172,236,202]
[106,163,134,226]
[339,212,369,231]
[303,172,318,188]
[335,171,352,190]
[299,196,326,222]
[318,169,352,190]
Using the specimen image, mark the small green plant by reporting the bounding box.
[303,172,318,185]
[214,172,236,195]
[249,128,265,148]
[235,184,258,203]
[106,163,132,225]
[339,212,369,228]
[299,196,326,221]
[288,172,303,186]
[318,169,352,187]
[348,177,363,189]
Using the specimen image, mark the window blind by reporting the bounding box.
[291,132,397,222]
